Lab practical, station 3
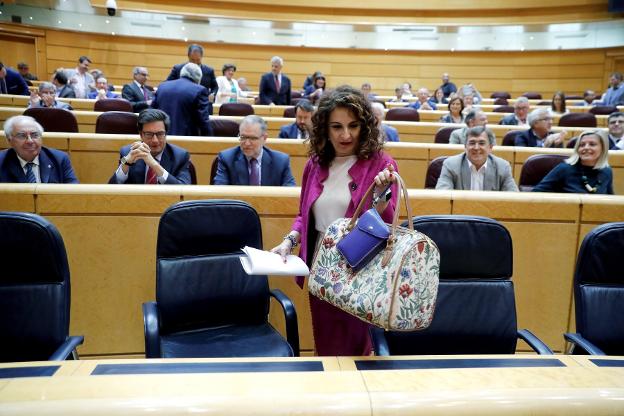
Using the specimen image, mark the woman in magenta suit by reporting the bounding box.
[272,85,398,356]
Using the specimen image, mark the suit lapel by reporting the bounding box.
[460,155,471,189]
[234,151,249,185]
[129,160,147,184]
[483,156,495,191]
[159,145,172,174]
[260,148,271,185]
[6,150,27,183]
[38,150,52,183]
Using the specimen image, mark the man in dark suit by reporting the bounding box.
[0,62,29,96]
[122,66,154,112]
[214,115,296,186]
[0,115,78,183]
[152,63,213,137]
[498,97,529,126]
[278,99,314,139]
[515,108,567,148]
[258,56,291,105]
[109,109,192,185]
[167,44,217,113]
[52,70,76,99]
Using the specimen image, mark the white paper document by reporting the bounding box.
[239,246,310,276]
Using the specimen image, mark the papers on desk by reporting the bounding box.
[240,246,310,276]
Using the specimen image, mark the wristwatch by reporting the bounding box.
[120,155,134,166]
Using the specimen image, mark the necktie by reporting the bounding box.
[0,79,7,94]
[143,86,148,100]
[249,158,260,186]
[25,162,37,183]
[146,166,158,184]
[274,75,280,92]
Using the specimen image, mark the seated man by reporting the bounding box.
[214,115,296,186]
[515,108,566,148]
[0,115,79,183]
[361,82,377,100]
[0,61,29,96]
[122,66,154,112]
[578,89,596,106]
[28,82,73,110]
[52,70,76,99]
[17,62,38,86]
[278,99,314,139]
[408,87,437,110]
[371,102,399,142]
[436,126,518,191]
[608,112,624,150]
[449,109,489,145]
[109,109,192,185]
[499,97,529,126]
[87,77,119,100]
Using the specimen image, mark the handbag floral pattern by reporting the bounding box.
[309,217,440,331]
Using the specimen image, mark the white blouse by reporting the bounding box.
[313,155,358,233]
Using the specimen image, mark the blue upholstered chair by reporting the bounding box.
[0,212,84,362]
[564,222,624,355]
[371,215,553,356]
[143,200,299,358]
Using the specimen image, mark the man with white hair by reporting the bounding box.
[259,56,291,105]
[515,108,566,147]
[0,115,78,183]
[371,102,399,142]
[499,96,530,126]
[408,87,437,110]
[87,77,119,100]
[122,66,154,112]
[28,82,73,110]
[152,62,213,136]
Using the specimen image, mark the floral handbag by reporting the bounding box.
[308,173,439,331]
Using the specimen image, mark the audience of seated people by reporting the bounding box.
[401,82,414,99]
[361,82,377,101]
[87,77,119,100]
[0,115,79,183]
[67,56,95,99]
[550,91,568,116]
[515,108,567,148]
[278,100,314,139]
[439,73,457,98]
[371,102,400,142]
[458,83,483,105]
[436,126,517,191]
[213,115,296,186]
[431,87,448,105]
[259,56,291,105]
[28,82,73,110]
[408,87,437,110]
[594,72,624,106]
[389,86,408,103]
[17,62,38,86]
[52,69,76,99]
[439,96,464,124]
[499,97,529,126]
[167,44,218,104]
[122,66,154,112]
[0,61,29,96]
[449,109,489,144]
[215,63,247,104]
[109,109,192,185]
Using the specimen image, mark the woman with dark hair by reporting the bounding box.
[550,91,568,115]
[215,63,247,104]
[431,87,448,105]
[272,85,398,356]
[304,73,326,105]
[439,96,464,124]
[533,130,613,194]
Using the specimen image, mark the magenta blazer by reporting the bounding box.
[292,151,399,287]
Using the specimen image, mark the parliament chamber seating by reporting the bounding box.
[22,107,79,133]
[371,215,553,356]
[491,92,511,99]
[434,126,457,144]
[95,111,138,134]
[0,212,84,362]
[494,105,515,113]
[559,112,597,127]
[502,130,523,146]
[93,98,133,113]
[283,106,296,118]
[424,156,448,188]
[564,222,624,356]
[518,154,568,191]
[209,119,240,137]
[588,105,618,115]
[218,102,255,116]
[522,92,543,99]
[493,97,509,106]
[143,199,299,358]
[386,107,420,122]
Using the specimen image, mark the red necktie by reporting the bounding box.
[146,166,157,184]
[143,86,148,100]
[274,75,280,92]
[249,158,260,186]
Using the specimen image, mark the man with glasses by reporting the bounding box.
[607,112,624,150]
[499,97,529,126]
[436,126,517,191]
[515,108,566,148]
[28,82,73,110]
[450,109,489,145]
[122,66,154,112]
[0,115,78,183]
[213,115,296,186]
[109,109,192,184]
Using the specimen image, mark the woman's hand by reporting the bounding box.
[270,231,300,263]
[373,164,397,213]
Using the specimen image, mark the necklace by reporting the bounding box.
[581,175,601,193]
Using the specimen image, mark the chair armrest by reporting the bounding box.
[517,329,554,355]
[270,289,299,357]
[143,301,161,358]
[49,336,84,361]
[369,327,390,356]
[564,332,606,355]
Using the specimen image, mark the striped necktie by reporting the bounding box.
[25,162,37,183]
[146,166,158,184]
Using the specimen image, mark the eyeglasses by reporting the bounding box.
[537,117,553,122]
[466,140,489,148]
[238,135,262,142]
[608,119,624,125]
[141,131,166,139]
[12,131,42,141]
[138,73,149,77]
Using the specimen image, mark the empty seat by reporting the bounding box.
[434,127,458,144]
[424,156,448,188]
[94,98,133,113]
[522,92,543,99]
[95,111,138,134]
[518,154,568,191]
[588,105,618,115]
[558,113,597,128]
[283,106,296,118]
[218,103,254,116]
[502,130,524,146]
[493,97,509,105]
[493,105,514,113]
[209,119,240,137]
[491,91,511,99]
[385,107,419,122]
[23,107,79,133]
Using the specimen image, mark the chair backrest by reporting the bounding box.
[567,136,578,148]
[518,154,568,191]
[536,100,551,106]
[209,119,240,137]
[23,107,79,133]
[491,91,511,99]
[502,130,523,146]
[522,92,542,99]
[493,97,509,105]
[210,157,218,184]
[188,160,197,185]
[218,103,254,116]
[283,106,296,118]
[385,107,420,122]
[0,212,72,362]
[95,111,138,134]
[156,200,270,336]
[434,127,457,144]
[381,215,517,355]
[93,98,133,113]
[291,91,302,99]
[588,105,618,115]
[493,105,514,113]
[566,95,583,100]
[573,222,624,355]
[558,112,597,127]
[424,156,448,188]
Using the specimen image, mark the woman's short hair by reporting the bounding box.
[566,129,610,169]
[447,96,464,113]
[309,85,382,167]
[222,63,237,75]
